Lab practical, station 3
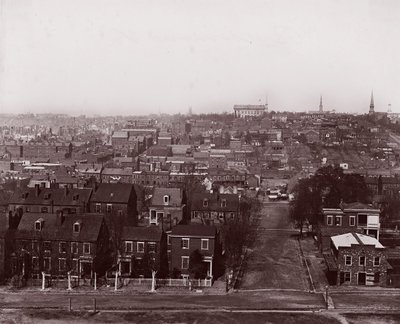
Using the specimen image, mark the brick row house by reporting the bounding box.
[8,185,92,217]
[118,226,167,277]
[9,212,111,279]
[148,187,186,230]
[318,202,381,251]
[325,232,390,286]
[90,183,138,226]
[190,193,239,225]
[168,225,221,279]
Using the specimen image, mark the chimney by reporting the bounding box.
[35,184,40,197]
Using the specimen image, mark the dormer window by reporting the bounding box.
[35,219,44,231]
[221,199,227,208]
[203,199,209,207]
[73,221,81,233]
[164,195,170,205]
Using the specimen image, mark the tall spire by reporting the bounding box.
[369,90,375,114]
[319,95,323,112]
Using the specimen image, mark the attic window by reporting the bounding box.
[221,199,227,207]
[73,194,79,201]
[21,192,28,199]
[35,219,43,231]
[203,199,209,207]
[73,222,81,233]
[44,193,51,200]
[164,195,169,205]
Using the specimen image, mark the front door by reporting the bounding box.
[80,261,92,278]
[358,272,366,285]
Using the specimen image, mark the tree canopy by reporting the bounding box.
[290,166,371,234]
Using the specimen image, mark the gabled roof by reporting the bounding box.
[191,193,239,212]
[15,212,104,242]
[331,232,384,250]
[171,225,217,238]
[91,183,135,203]
[9,187,92,206]
[150,187,183,206]
[121,226,162,241]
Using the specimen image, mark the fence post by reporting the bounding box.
[93,298,97,313]
[68,297,72,312]
[41,272,45,290]
[94,272,97,290]
[67,272,72,290]
[114,271,118,291]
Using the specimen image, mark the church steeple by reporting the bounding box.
[319,95,323,112]
[369,91,375,114]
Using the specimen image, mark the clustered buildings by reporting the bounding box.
[0,95,400,288]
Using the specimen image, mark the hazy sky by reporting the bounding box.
[0,0,399,116]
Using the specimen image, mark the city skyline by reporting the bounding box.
[0,0,399,115]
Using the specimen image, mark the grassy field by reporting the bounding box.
[240,203,309,290]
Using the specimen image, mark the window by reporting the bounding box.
[73,222,80,233]
[95,203,101,213]
[340,271,351,284]
[59,242,67,253]
[201,239,209,250]
[83,243,91,254]
[345,255,352,266]
[32,256,39,270]
[181,238,189,249]
[32,241,39,253]
[181,256,189,269]
[59,258,66,271]
[25,207,30,212]
[106,204,112,213]
[358,214,367,226]
[349,216,356,226]
[43,241,51,252]
[41,207,48,213]
[221,199,227,208]
[203,199,208,207]
[71,242,78,254]
[327,216,333,226]
[43,257,51,271]
[150,210,157,225]
[148,242,156,253]
[137,242,144,253]
[125,241,133,253]
[359,256,366,266]
[73,194,79,201]
[374,256,380,266]
[35,220,42,231]
[335,216,342,226]
[163,195,169,204]
[167,235,171,245]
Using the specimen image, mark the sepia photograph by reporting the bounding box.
[0,0,399,323]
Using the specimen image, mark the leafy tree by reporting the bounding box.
[189,249,208,279]
[290,166,371,235]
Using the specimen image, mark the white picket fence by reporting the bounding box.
[120,277,212,288]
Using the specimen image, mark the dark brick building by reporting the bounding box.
[325,232,389,286]
[168,225,220,279]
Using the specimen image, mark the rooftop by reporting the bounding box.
[331,232,384,250]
